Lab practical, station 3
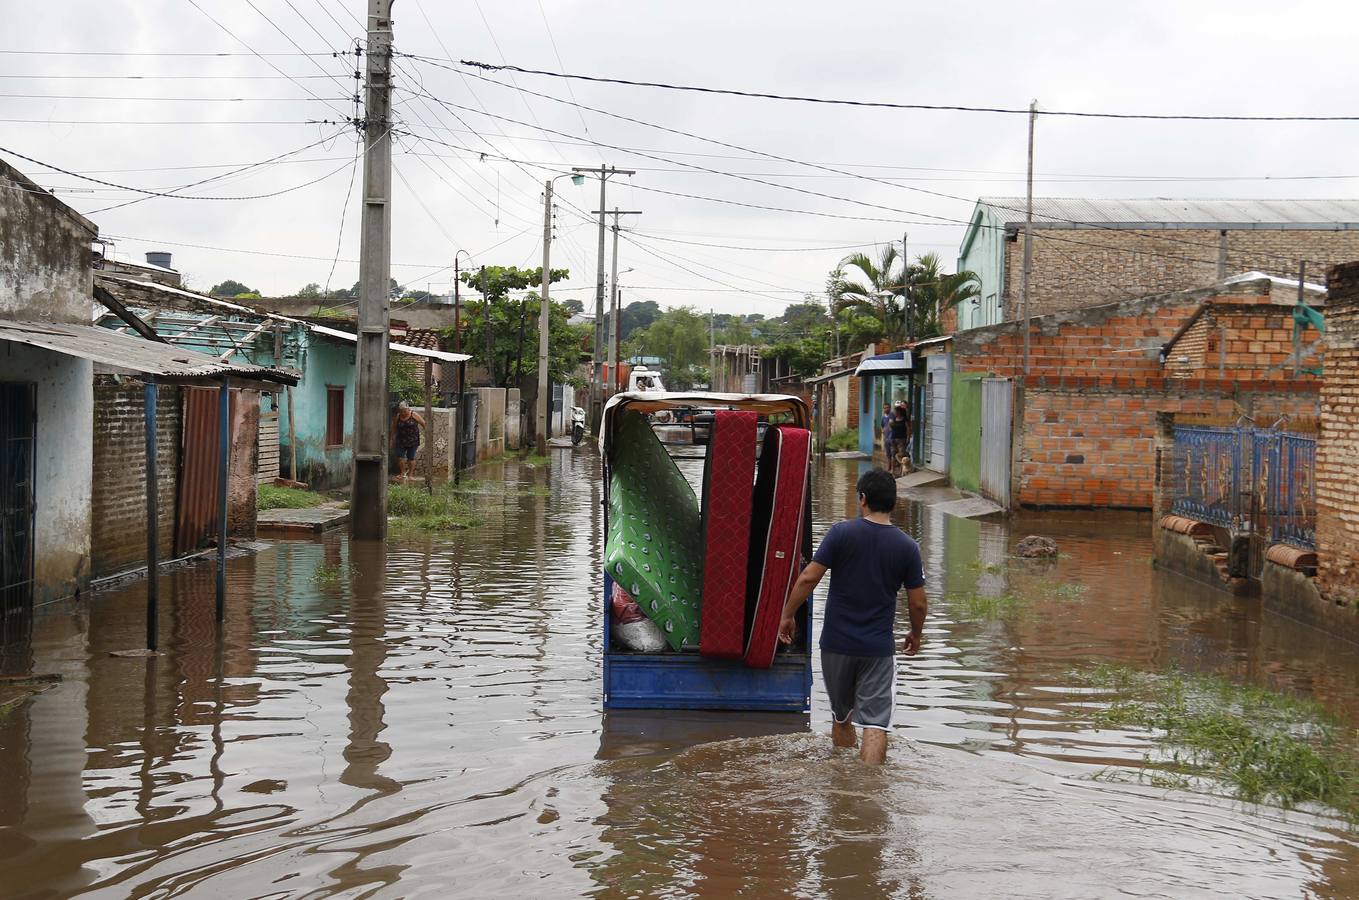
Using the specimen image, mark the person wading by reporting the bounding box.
[390,401,426,482]
[778,467,927,764]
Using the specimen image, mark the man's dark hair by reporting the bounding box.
[856,468,897,513]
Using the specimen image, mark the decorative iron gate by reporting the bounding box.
[0,382,36,616]
[1171,423,1316,552]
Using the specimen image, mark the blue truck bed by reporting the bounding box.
[603,575,812,712]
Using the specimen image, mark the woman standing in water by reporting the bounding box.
[390,401,426,482]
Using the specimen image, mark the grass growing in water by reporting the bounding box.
[388,483,481,531]
[948,581,1086,621]
[824,429,859,452]
[257,485,326,510]
[519,453,551,467]
[451,477,549,497]
[1077,665,1359,817]
[311,563,355,584]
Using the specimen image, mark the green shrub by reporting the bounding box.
[257,485,326,510]
[824,429,859,452]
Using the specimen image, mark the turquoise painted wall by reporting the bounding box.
[950,373,984,493]
[956,203,1006,331]
[278,334,356,489]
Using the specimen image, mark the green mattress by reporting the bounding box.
[605,410,703,651]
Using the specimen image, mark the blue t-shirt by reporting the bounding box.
[813,518,925,657]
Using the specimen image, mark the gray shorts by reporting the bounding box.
[821,650,896,730]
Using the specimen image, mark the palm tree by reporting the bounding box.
[838,245,905,342]
[904,252,981,339]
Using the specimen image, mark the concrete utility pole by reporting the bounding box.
[573,165,635,431]
[1021,99,1036,382]
[594,207,641,397]
[351,0,394,540]
[535,172,583,453]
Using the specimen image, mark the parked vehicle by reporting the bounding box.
[600,390,813,712]
[571,405,586,445]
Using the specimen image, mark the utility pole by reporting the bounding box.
[902,231,911,343]
[535,172,584,453]
[709,308,716,390]
[594,207,641,398]
[351,0,393,540]
[574,165,635,431]
[1021,99,1036,382]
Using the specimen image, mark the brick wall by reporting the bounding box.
[955,282,1319,508]
[91,381,181,578]
[1317,262,1359,602]
[1002,227,1359,320]
[1019,380,1316,508]
[1166,301,1322,382]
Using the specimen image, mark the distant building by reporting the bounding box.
[955,198,1359,330]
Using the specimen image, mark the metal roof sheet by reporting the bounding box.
[97,275,470,363]
[978,197,1359,229]
[0,318,297,383]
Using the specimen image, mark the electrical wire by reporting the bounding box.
[0,93,351,102]
[323,135,363,295]
[2,139,352,203]
[453,59,1359,122]
[184,0,351,120]
[0,49,332,57]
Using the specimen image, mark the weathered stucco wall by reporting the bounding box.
[0,343,92,604]
[279,335,355,490]
[0,160,97,324]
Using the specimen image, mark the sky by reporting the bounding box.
[7,0,1359,317]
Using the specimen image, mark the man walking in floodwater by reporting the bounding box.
[778,468,927,764]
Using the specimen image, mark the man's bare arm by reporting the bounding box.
[778,561,827,644]
[901,586,927,655]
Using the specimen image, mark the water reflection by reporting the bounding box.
[0,452,1358,897]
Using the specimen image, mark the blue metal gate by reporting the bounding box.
[1171,423,1315,551]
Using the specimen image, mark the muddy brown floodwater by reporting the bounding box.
[4,452,1359,898]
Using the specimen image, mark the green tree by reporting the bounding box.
[906,252,981,339]
[838,245,905,342]
[625,305,709,389]
[209,279,254,297]
[453,265,577,387]
[297,282,322,299]
[619,299,661,340]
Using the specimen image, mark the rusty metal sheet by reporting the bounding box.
[176,387,234,554]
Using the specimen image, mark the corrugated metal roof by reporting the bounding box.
[97,275,471,363]
[979,197,1359,229]
[0,318,297,383]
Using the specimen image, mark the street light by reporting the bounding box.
[536,172,583,454]
[452,248,472,354]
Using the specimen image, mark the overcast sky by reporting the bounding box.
[7,1,1359,315]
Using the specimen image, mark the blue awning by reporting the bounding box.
[853,350,914,376]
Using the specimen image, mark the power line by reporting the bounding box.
[184,0,352,120]
[0,93,351,102]
[453,59,1359,122]
[0,117,342,125]
[630,233,879,253]
[1,140,352,203]
[0,73,343,80]
[0,49,333,57]
[86,131,348,214]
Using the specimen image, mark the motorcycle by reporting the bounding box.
[571,406,586,445]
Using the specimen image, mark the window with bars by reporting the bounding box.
[325,386,345,448]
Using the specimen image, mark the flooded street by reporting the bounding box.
[4,450,1359,898]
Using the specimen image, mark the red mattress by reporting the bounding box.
[744,425,812,669]
[699,410,758,659]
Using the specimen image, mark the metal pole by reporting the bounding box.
[216,377,229,623]
[614,290,622,391]
[351,0,393,540]
[453,255,462,353]
[608,213,620,397]
[143,380,158,651]
[592,169,608,428]
[423,358,434,493]
[1021,99,1036,381]
[536,178,554,454]
[902,231,910,343]
[1295,260,1306,377]
[709,308,715,390]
